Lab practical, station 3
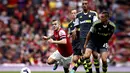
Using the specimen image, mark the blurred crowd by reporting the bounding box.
[0,0,130,67]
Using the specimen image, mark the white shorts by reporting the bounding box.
[49,50,72,68]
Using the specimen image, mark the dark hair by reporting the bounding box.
[101,11,109,18]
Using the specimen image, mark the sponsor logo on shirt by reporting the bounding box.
[80,20,91,24]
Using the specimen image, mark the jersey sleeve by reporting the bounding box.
[109,21,116,33]
[68,21,75,34]
[93,16,98,22]
[90,25,94,33]
[59,30,66,39]
[74,13,80,27]
[74,18,79,27]
[93,12,99,22]
[68,23,71,34]
[90,20,101,32]
[90,21,96,32]
[68,27,71,34]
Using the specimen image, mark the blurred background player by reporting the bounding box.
[68,9,85,71]
[43,20,73,73]
[68,9,82,63]
[71,0,100,73]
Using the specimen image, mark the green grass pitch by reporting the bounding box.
[0,71,129,73]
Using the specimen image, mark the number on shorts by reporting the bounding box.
[103,43,108,48]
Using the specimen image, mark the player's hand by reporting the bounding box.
[42,36,48,40]
[83,44,87,54]
[48,38,54,43]
[67,34,70,38]
[84,44,86,49]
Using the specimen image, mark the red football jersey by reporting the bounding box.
[53,28,73,57]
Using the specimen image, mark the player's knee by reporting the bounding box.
[92,51,99,59]
[47,60,52,65]
[73,58,78,63]
[84,49,92,58]
[73,56,79,63]
[101,57,107,63]
[84,54,91,59]
[101,52,108,63]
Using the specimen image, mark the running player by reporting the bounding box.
[43,20,73,73]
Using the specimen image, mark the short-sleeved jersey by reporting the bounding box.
[74,10,98,38]
[68,20,76,34]
[54,28,73,57]
[89,20,116,47]
[68,20,80,46]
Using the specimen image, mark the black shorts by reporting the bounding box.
[72,42,82,55]
[86,41,108,53]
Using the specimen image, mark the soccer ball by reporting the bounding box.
[20,67,31,73]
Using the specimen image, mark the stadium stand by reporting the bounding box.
[0,0,130,67]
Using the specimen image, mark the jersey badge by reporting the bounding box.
[80,16,82,18]
[89,15,91,18]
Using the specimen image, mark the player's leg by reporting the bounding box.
[83,41,97,73]
[72,54,82,71]
[92,51,100,73]
[47,57,59,70]
[47,50,61,70]
[47,56,57,65]
[70,48,92,73]
[73,55,81,63]
[63,67,69,73]
[71,55,82,72]
[72,45,82,63]
[63,63,70,73]
[63,55,73,73]
[71,42,83,72]
[83,48,93,73]
[80,38,90,73]
[100,48,108,73]
[70,57,84,73]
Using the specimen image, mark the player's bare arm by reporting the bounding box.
[42,34,53,40]
[48,38,67,44]
[84,31,91,49]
